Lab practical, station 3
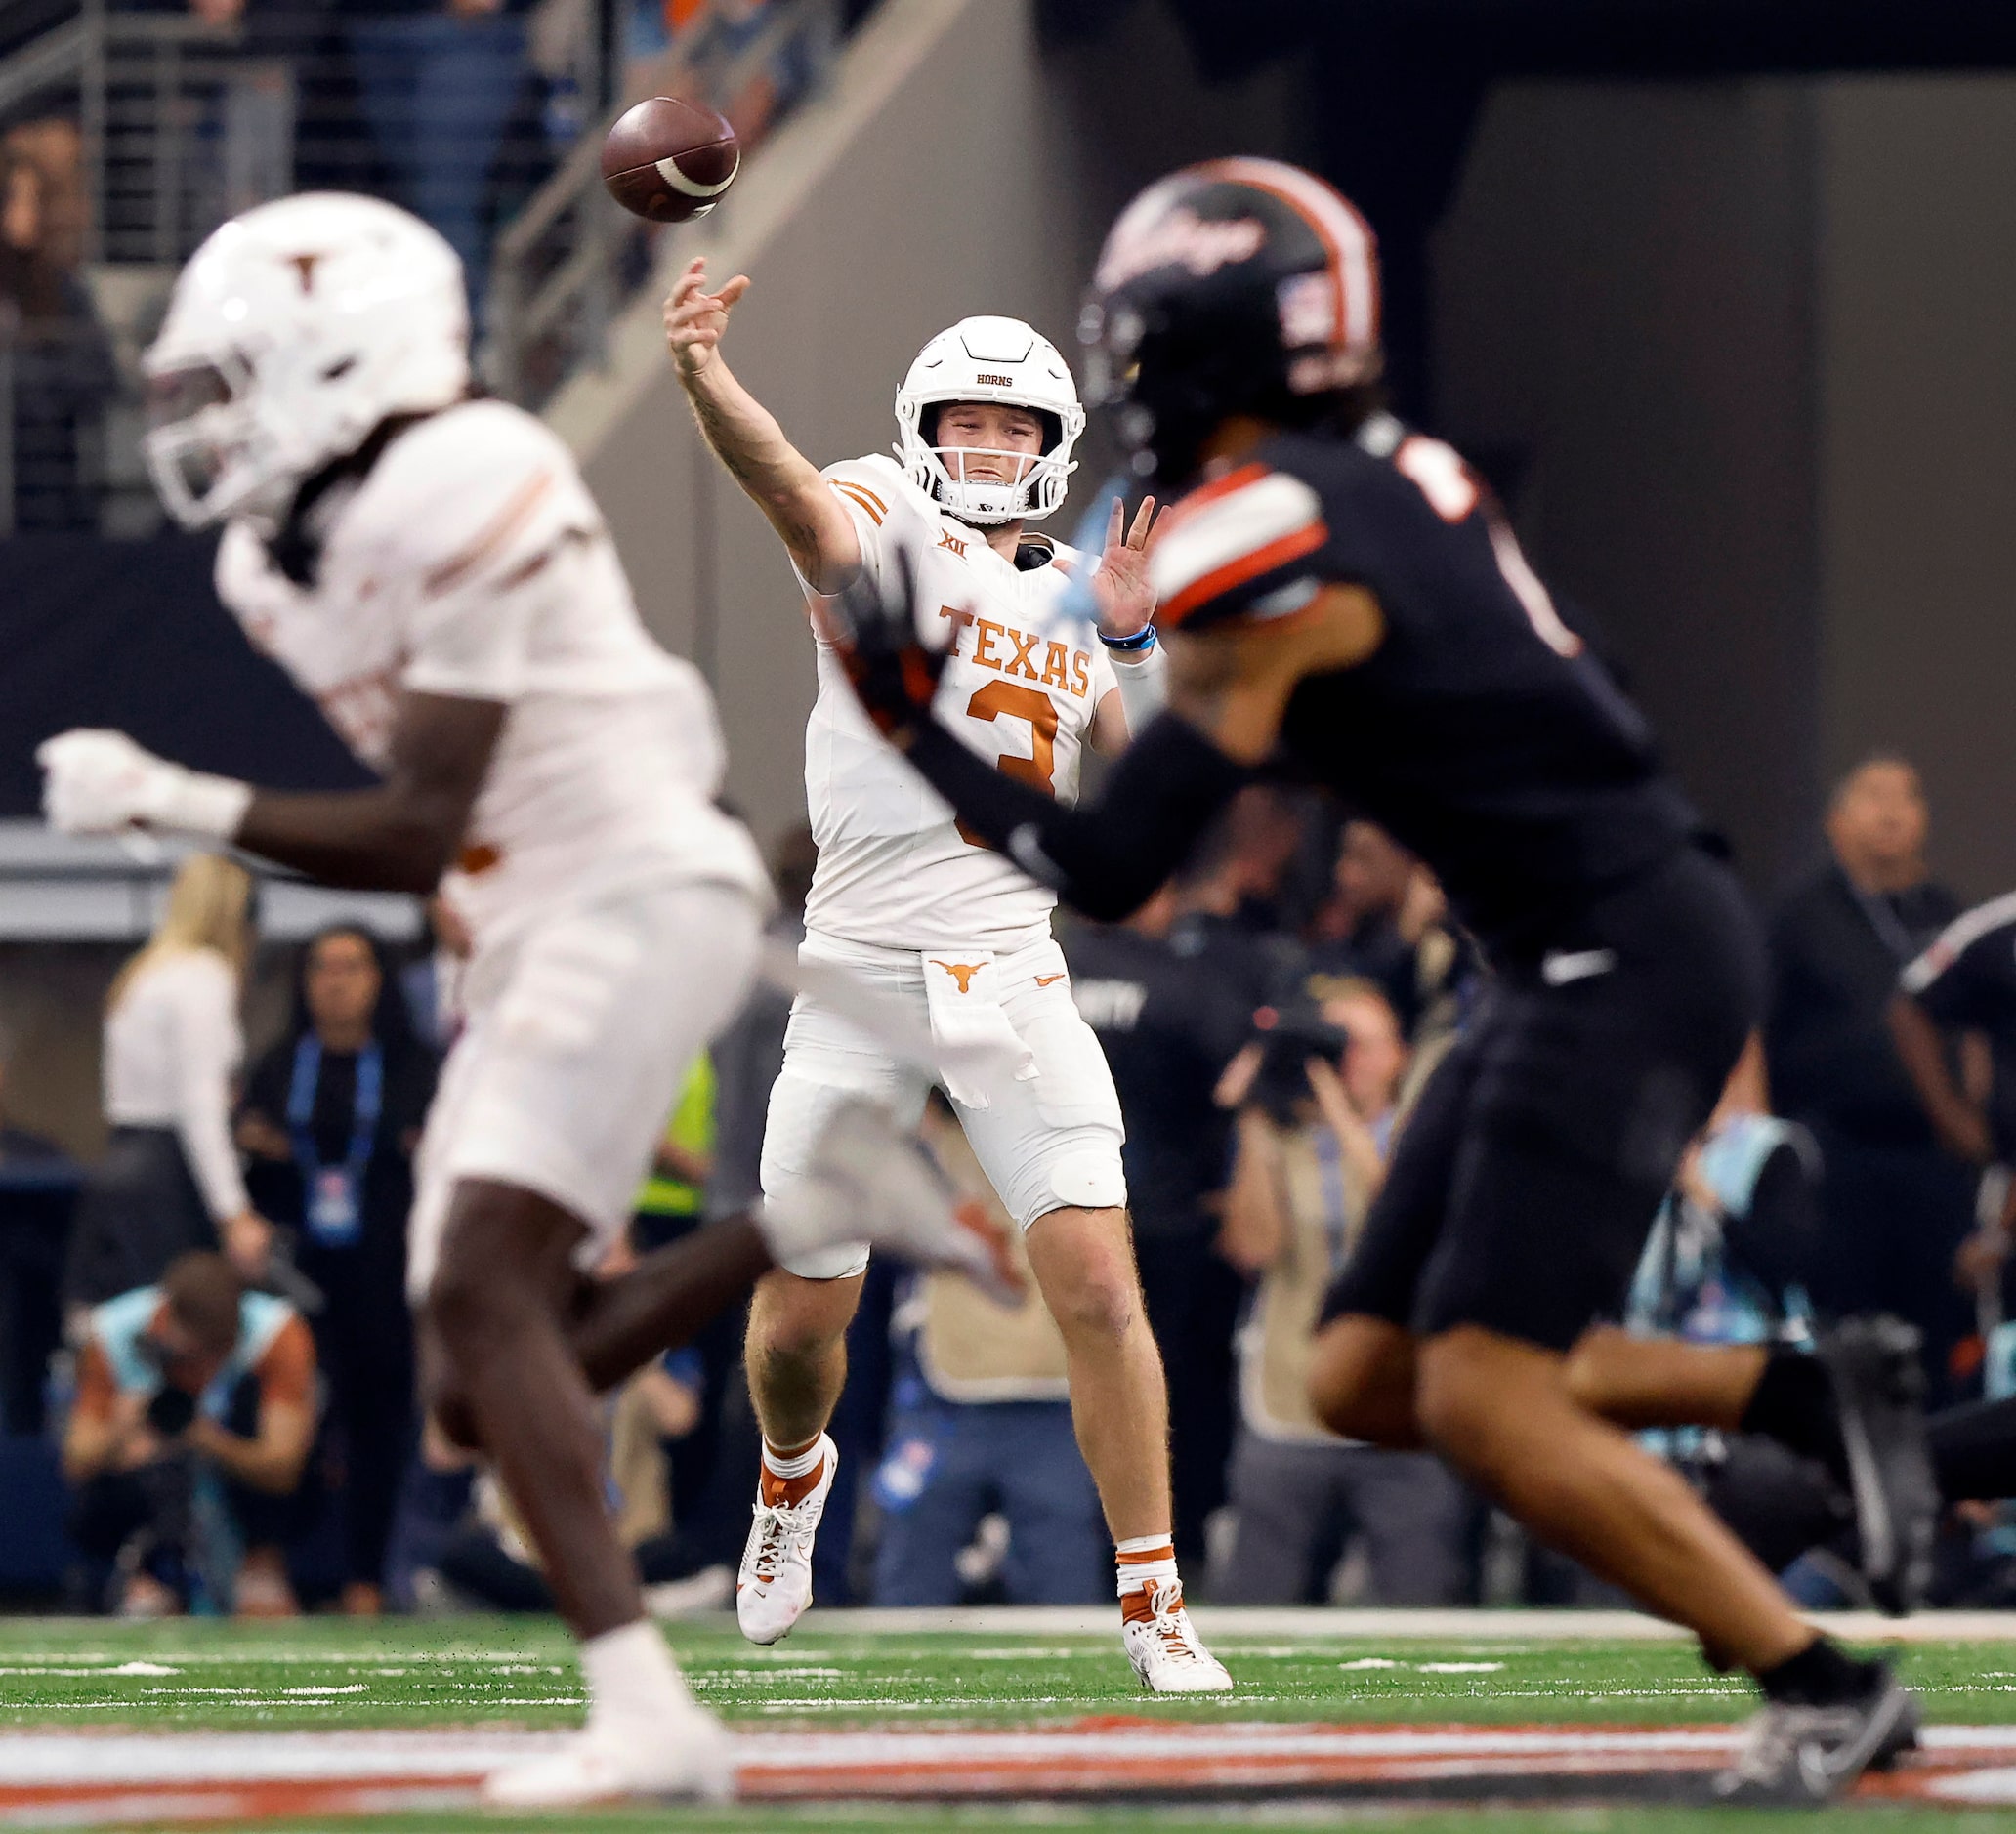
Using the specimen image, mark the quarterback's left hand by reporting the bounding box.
[1088,493,1159,641]
[828,548,949,749]
[38,729,187,835]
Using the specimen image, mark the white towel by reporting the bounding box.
[920,949,1037,1110]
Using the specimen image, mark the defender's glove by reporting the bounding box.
[827,548,949,748]
[38,729,250,839]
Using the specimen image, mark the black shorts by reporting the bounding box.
[1320,846,1763,1353]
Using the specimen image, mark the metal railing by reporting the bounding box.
[3,2,293,269]
[487,0,839,411]
[0,313,132,538]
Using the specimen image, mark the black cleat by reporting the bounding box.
[1819,1316,1937,1616]
[1714,1666,1919,1805]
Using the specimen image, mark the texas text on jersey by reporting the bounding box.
[1148,413,1701,960]
[800,452,1115,951]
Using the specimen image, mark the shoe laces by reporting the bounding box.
[1140,1579,1202,1662]
[746,1492,820,1585]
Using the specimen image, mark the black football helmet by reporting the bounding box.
[1080,157,1382,489]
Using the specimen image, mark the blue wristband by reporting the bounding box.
[1100,623,1157,653]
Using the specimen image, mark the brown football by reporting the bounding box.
[602,96,739,224]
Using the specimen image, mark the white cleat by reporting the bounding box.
[1122,1580,1234,1694]
[761,1099,1024,1306]
[736,1433,838,1646]
[482,1712,735,1807]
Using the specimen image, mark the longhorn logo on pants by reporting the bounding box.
[931,961,983,993]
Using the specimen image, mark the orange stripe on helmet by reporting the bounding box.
[1188,156,1380,371]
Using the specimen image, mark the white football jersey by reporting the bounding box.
[800,454,1116,951]
[215,398,766,946]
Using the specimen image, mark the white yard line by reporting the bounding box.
[788,1605,2016,1643]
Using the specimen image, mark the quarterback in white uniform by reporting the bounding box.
[666,259,1231,1693]
[37,194,1016,1806]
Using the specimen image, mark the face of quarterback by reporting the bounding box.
[934,400,1045,488]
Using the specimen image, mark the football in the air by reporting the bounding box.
[602,96,740,223]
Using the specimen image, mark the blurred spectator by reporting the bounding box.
[633,1054,715,1250]
[237,924,437,1615]
[868,1102,1105,1605]
[1305,820,1477,1047]
[66,856,271,1311]
[1063,869,1259,1575]
[0,1029,78,1436]
[63,1250,315,1615]
[399,894,471,1053]
[1765,756,1975,1395]
[340,0,540,320]
[0,135,117,531]
[1213,980,1481,1605]
[1890,891,2016,1313]
[1625,1038,1822,1355]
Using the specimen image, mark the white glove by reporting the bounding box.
[37,729,251,840]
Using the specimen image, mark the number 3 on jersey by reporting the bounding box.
[956,681,1058,848]
[1394,435,1582,661]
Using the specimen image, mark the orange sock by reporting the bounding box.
[1115,1535,1179,1623]
[759,1438,827,1508]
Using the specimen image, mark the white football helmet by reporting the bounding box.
[894,315,1083,524]
[142,192,470,534]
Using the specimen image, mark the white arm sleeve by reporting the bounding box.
[1108,643,1170,736]
[168,955,250,1224]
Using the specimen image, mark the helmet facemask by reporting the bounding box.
[143,348,295,532]
[903,398,1071,525]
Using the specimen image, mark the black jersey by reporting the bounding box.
[1149,414,1701,956]
[1903,891,2016,1160]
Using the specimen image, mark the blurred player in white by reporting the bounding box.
[37,193,1016,1805]
[665,258,1231,1692]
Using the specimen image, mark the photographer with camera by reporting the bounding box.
[1214,981,1481,1605]
[62,1251,316,1616]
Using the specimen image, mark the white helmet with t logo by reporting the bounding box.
[893,315,1084,525]
[143,192,469,535]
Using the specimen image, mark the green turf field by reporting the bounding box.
[5,1615,2016,1829]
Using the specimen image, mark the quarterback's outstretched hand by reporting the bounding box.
[38,729,250,839]
[1089,493,1160,640]
[663,256,750,384]
[828,548,947,748]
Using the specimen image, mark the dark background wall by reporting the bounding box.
[1432,74,2016,901]
[1431,82,1823,896]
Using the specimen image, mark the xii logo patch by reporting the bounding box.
[937,529,968,559]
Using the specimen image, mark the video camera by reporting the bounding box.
[1247,1003,1350,1125]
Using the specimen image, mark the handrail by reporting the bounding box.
[486,0,837,409]
[0,16,87,121]
[1,0,265,265]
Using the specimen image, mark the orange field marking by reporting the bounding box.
[3,1722,2016,1820]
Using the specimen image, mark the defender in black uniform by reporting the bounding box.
[834,157,1924,1801]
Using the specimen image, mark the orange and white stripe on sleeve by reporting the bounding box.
[1149,464,1328,631]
